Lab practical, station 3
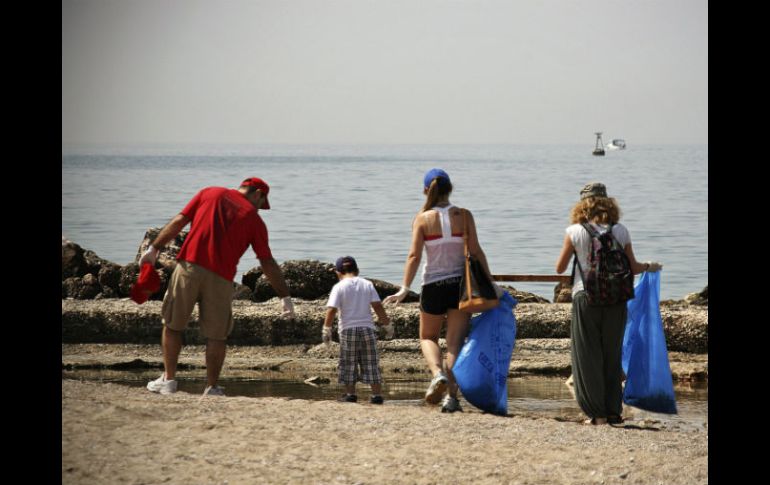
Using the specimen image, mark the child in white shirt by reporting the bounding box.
[323,256,394,404]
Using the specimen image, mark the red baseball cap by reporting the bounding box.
[241,177,271,209]
[130,263,161,304]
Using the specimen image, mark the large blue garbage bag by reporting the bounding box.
[621,272,678,414]
[453,291,518,416]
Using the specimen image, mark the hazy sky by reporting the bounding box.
[62,0,707,146]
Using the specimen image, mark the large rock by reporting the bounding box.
[232,283,254,301]
[61,299,708,352]
[499,285,550,304]
[135,228,188,271]
[244,263,419,303]
[62,239,89,280]
[119,263,141,297]
[83,249,115,277]
[553,282,573,303]
[118,263,167,301]
[97,264,122,293]
[514,304,572,338]
[660,305,708,353]
[62,277,81,299]
[241,267,262,291]
[247,260,339,301]
[95,287,118,299]
[369,278,420,303]
[62,238,124,298]
[684,286,708,306]
[62,276,101,300]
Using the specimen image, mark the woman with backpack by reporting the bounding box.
[555,182,662,425]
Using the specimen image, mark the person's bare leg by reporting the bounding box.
[419,312,445,376]
[444,309,471,398]
[205,339,227,387]
[162,326,183,380]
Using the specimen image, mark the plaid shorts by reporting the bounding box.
[338,327,382,385]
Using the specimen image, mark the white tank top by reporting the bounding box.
[421,205,466,285]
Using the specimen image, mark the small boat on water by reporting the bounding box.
[606,139,626,150]
[592,132,605,156]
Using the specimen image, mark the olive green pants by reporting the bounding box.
[570,291,627,419]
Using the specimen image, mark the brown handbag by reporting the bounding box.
[458,209,499,313]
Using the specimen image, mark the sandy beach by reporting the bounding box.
[62,379,706,485]
[62,342,707,485]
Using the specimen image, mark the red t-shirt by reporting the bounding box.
[176,187,273,281]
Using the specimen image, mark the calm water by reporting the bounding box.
[61,144,707,300]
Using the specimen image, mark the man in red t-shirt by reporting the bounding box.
[139,177,295,396]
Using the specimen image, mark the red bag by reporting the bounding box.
[130,263,161,304]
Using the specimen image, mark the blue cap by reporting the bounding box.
[335,256,358,273]
[423,168,450,189]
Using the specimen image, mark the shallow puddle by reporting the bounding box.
[63,368,707,431]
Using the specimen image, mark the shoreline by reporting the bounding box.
[62,339,708,383]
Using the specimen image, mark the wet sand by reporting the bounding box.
[62,342,707,484]
[61,339,708,382]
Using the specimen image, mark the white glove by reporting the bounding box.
[281,296,296,319]
[643,261,663,273]
[322,325,332,345]
[382,323,394,340]
[139,246,159,266]
[383,286,410,305]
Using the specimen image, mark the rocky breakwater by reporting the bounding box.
[62,229,423,303]
[61,298,707,353]
[62,233,708,353]
[63,228,553,304]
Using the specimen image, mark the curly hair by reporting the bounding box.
[570,197,622,224]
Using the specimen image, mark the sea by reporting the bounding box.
[62,144,707,301]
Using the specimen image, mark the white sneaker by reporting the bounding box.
[440,395,463,413]
[425,371,448,404]
[147,374,177,395]
[202,385,225,396]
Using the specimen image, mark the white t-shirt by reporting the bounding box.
[326,276,381,331]
[566,222,631,296]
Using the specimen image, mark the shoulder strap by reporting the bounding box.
[604,222,624,249]
[462,209,469,257]
[572,251,585,286]
[580,222,599,238]
[582,221,622,247]
[573,224,591,286]
[437,205,454,239]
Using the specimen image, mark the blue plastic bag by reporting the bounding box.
[453,291,518,416]
[621,272,678,414]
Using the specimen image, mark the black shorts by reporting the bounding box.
[420,277,462,315]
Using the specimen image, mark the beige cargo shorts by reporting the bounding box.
[161,261,234,341]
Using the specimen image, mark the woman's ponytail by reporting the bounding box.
[421,178,452,212]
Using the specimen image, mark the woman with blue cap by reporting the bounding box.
[384,168,496,413]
